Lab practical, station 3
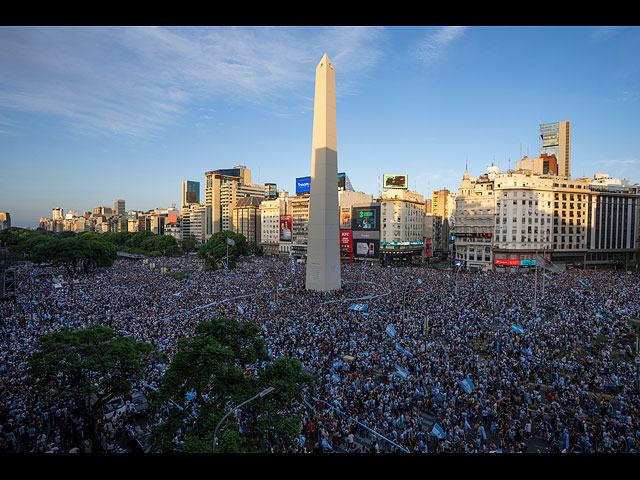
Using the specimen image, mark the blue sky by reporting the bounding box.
[1,26,639,228]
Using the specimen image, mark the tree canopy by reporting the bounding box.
[149,318,315,453]
[197,231,248,271]
[27,325,160,444]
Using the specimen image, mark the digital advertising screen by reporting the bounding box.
[383,174,408,189]
[295,177,311,195]
[352,206,380,231]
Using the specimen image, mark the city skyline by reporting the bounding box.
[1,26,639,228]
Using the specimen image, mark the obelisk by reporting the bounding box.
[305,54,341,291]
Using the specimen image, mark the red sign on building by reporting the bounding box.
[340,230,352,252]
[494,258,520,266]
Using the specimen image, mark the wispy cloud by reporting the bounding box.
[600,158,637,166]
[0,26,384,138]
[415,26,466,64]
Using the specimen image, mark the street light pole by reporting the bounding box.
[212,386,275,453]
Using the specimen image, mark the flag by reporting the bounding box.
[511,324,524,334]
[431,423,446,440]
[237,305,244,314]
[269,301,276,308]
[579,280,589,287]
[226,237,235,246]
[561,428,569,451]
[291,258,295,273]
[460,377,475,394]
[321,438,333,450]
[348,303,368,312]
[395,365,410,380]
[417,278,423,285]
[386,324,396,338]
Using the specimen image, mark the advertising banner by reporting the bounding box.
[353,239,379,259]
[295,176,311,195]
[338,172,346,190]
[383,174,408,189]
[352,205,380,231]
[340,206,351,229]
[279,215,292,241]
[494,259,520,266]
[340,230,352,252]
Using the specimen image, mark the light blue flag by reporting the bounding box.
[348,303,368,312]
[561,428,569,451]
[579,280,588,287]
[511,324,524,334]
[417,278,423,285]
[291,258,295,273]
[431,423,446,440]
[322,438,333,450]
[460,377,475,394]
[395,365,410,380]
[386,324,396,338]
[238,305,244,314]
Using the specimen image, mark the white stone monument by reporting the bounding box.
[305,54,341,291]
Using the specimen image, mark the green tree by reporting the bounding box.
[149,318,315,453]
[180,234,198,253]
[27,325,158,446]
[197,231,247,271]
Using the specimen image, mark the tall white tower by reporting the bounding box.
[305,54,341,291]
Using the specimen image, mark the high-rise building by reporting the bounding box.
[305,54,341,291]
[431,189,456,252]
[232,196,262,246]
[181,181,200,210]
[259,191,290,256]
[0,212,10,230]
[181,204,207,245]
[379,188,425,264]
[204,166,266,239]
[454,164,639,271]
[540,120,571,179]
[114,200,126,215]
[52,207,64,220]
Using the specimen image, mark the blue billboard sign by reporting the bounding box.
[296,176,311,194]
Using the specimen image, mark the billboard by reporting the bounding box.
[494,258,537,266]
[352,205,380,231]
[338,172,346,190]
[383,174,408,189]
[340,230,352,252]
[340,206,351,229]
[353,239,379,259]
[296,176,311,195]
[279,215,292,241]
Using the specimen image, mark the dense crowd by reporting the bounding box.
[1,253,639,453]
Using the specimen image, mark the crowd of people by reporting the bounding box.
[1,251,639,454]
